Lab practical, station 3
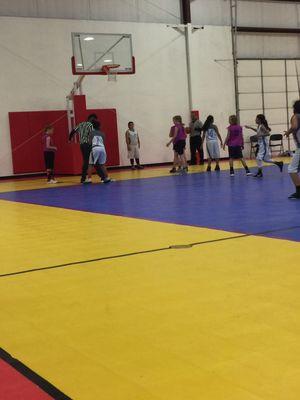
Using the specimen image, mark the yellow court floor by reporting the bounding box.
[0,162,300,400]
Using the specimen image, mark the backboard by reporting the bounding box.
[71,32,135,75]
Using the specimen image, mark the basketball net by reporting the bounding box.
[101,64,120,82]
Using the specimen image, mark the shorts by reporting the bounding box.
[173,140,186,155]
[44,151,55,169]
[257,140,271,161]
[288,148,300,173]
[206,140,220,159]
[89,146,107,165]
[128,144,140,159]
[228,146,243,159]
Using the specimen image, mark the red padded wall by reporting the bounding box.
[9,96,120,174]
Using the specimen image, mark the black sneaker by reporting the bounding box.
[230,168,234,177]
[169,167,177,173]
[215,165,220,171]
[288,192,300,199]
[276,161,284,172]
[206,166,211,172]
[253,171,263,178]
[136,165,144,169]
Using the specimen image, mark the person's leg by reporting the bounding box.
[254,157,263,177]
[194,136,202,165]
[240,158,251,174]
[80,144,91,182]
[135,158,144,169]
[190,136,197,165]
[229,158,234,176]
[214,142,220,171]
[263,155,283,171]
[50,152,57,182]
[199,137,204,165]
[130,158,135,169]
[287,150,300,198]
[170,151,178,173]
[94,163,108,181]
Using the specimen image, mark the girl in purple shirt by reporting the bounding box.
[167,115,188,173]
[223,115,251,177]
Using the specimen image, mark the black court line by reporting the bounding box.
[0,348,71,400]
[0,225,299,279]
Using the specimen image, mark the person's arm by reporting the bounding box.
[223,128,230,150]
[125,130,130,150]
[244,125,257,132]
[285,115,298,137]
[201,131,206,145]
[137,134,141,148]
[69,125,79,141]
[241,129,244,149]
[46,136,57,151]
[215,126,223,147]
[167,127,178,147]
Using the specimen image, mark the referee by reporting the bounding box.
[69,114,98,183]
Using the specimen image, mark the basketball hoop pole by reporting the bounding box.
[66,74,85,131]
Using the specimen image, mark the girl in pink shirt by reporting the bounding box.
[167,115,188,174]
[223,115,251,177]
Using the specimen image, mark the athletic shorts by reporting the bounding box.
[89,146,107,165]
[257,139,271,161]
[44,151,55,169]
[173,140,186,155]
[128,144,140,159]
[206,140,220,159]
[228,146,243,159]
[288,148,300,173]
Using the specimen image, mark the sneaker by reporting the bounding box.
[277,161,284,172]
[288,192,300,199]
[131,166,136,170]
[230,169,234,177]
[103,178,112,184]
[136,165,144,169]
[183,166,188,172]
[253,171,263,178]
[215,165,220,171]
[246,170,252,176]
[206,166,211,172]
[169,167,177,173]
[85,178,92,183]
[47,179,58,184]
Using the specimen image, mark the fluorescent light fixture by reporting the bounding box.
[104,59,113,63]
[84,36,94,41]
[77,63,83,67]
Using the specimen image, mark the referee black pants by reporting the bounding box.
[190,135,204,165]
[80,143,92,182]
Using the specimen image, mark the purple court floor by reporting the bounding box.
[1,166,300,242]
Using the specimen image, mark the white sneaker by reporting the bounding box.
[85,178,92,183]
[47,179,58,184]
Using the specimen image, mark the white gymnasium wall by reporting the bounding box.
[188,25,236,158]
[0,16,235,176]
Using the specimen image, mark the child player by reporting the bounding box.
[125,121,143,170]
[43,125,58,184]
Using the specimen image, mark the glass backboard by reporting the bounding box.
[71,32,135,75]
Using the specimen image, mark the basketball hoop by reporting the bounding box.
[101,64,120,82]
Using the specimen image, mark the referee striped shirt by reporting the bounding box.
[74,121,93,144]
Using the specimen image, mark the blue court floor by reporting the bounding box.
[1,165,299,242]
